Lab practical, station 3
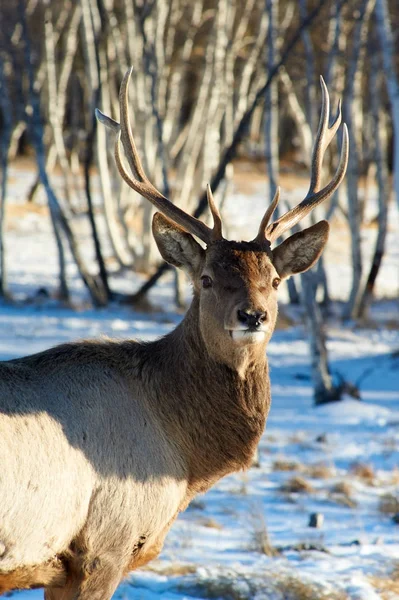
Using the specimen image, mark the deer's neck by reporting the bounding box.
[140,298,270,499]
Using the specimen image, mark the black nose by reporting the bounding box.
[237,309,267,328]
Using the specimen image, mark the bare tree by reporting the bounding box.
[357,27,389,318]
[343,0,376,320]
[0,53,12,298]
[0,0,394,335]
[265,0,300,305]
[18,0,108,305]
[131,0,332,301]
[374,0,399,212]
[265,0,279,211]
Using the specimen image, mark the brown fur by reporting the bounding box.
[0,560,67,593]
[0,213,329,599]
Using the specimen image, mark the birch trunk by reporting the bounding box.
[299,0,316,133]
[0,55,12,298]
[279,68,312,167]
[265,0,299,305]
[301,271,339,405]
[357,35,389,318]
[374,0,399,212]
[96,42,133,267]
[80,0,110,301]
[20,0,107,305]
[43,1,75,209]
[343,0,375,320]
[265,0,279,203]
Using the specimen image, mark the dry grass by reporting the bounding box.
[190,575,251,600]
[146,562,197,577]
[330,495,358,509]
[350,462,376,485]
[379,493,399,515]
[331,481,353,496]
[281,476,315,494]
[306,463,335,479]
[6,202,49,224]
[247,502,279,557]
[390,467,399,485]
[370,566,399,599]
[275,576,349,600]
[288,432,308,444]
[273,458,303,472]
[188,571,349,600]
[251,528,279,557]
[250,517,279,557]
[329,481,357,508]
[196,517,223,530]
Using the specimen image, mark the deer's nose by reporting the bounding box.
[237,309,267,329]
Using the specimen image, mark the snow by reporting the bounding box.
[3,162,399,599]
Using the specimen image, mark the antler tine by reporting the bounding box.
[96,68,216,245]
[252,187,280,246]
[309,77,342,195]
[265,79,349,244]
[95,109,120,134]
[266,125,348,243]
[206,185,223,241]
[114,135,213,244]
[119,67,147,182]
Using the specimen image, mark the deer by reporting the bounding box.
[0,69,348,600]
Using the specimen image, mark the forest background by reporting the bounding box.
[0,0,398,402]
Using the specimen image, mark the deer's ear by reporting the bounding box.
[272,221,329,279]
[152,212,205,277]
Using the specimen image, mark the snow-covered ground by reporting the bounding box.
[3,161,399,599]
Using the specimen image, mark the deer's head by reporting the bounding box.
[96,70,348,362]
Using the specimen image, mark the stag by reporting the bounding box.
[0,70,348,599]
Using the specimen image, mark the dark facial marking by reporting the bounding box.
[204,240,275,289]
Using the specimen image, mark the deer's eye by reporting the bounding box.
[201,275,213,289]
[272,277,281,290]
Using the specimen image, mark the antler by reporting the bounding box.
[95,67,223,245]
[252,187,280,246]
[254,76,349,245]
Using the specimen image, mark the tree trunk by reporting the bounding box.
[265,0,279,203]
[80,0,110,302]
[19,0,107,305]
[374,0,399,212]
[357,31,389,318]
[301,271,340,405]
[343,0,375,320]
[0,55,12,298]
